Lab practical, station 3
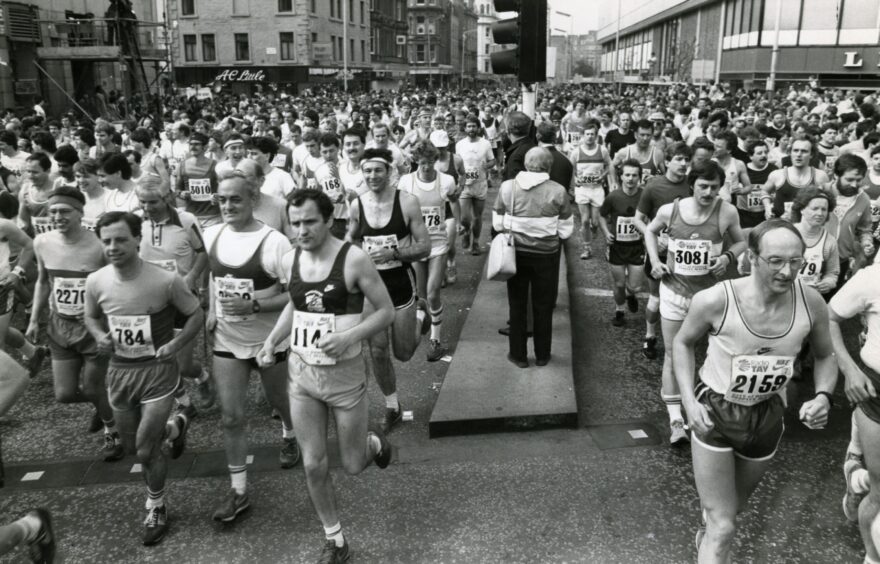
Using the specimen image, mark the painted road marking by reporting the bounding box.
[130,464,142,473]
[628,429,649,440]
[582,288,651,299]
[246,455,254,464]
[21,471,44,481]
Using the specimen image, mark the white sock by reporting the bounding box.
[416,309,426,328]
[165,419,180,441]
[19,340,36,359]
[852,469,871,494]
[430,306,443,340]
[176,391,192,407]
[385,393,399,410]
[324,523,345,548]
[368,432,382,455]
[230,466,247,494]
[282,425,296,440]
[662,394,682,422]
[615,303,625,312]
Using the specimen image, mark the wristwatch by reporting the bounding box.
[392,248,401,261]
[252,300,261,313]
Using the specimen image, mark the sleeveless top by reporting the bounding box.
[179,159,219,221]
[664,198,724,298]
[697,279,813,405]
[288,242,363,364]
[713,157,740,203]
[22,182,53,235]
[434,152,459,184]
[774,167,816,219]
[357,190,411,272]
[399,173,447,248]
[798,229,827,287]
[626,145,662,184]
[574,145,605,188]
[42,231,105,320]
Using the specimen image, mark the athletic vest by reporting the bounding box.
[740,164,773,212]
[575,145,605,188]
[713,157,740,203]
[627,145,662,184]
[798,229,826,287]
[698,279,813,405]
[357,190,411,272]
[435,152,459,184]
[288,242,363,364]
[22,183,53,235]
[179,158,219,220]
[664,198,724,298]
[399,173,447,247]
[775,167,816,219]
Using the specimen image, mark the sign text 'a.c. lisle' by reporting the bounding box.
[214,69,267,82]
[843,51,880,69]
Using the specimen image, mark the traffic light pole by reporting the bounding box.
[521,83,535,119]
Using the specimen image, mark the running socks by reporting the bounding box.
[430,305,443,340]
[368,433,382,455]
[324,523,345,548]
[662,394,683,422]
[229,465,247,494]
[146,488,165,509]
[385,392,399,410]
[282,426,296,440]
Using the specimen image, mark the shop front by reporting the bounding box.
[720,46,880,89]
[173,66,310,96]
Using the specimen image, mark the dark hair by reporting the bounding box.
[54,144,79,166]
[49,184,86,207]
[714,130,739,151]
[687,160,724,186]
[619,158,642,176]
[634,119,653,132]
[129,127,153,146]
[123,149,142,164]
[99,153,132,179]
[708,111,729,129]
[342,128,365,144]
[247,136,278,159]
[287,188,334,222]
[177,123,192,137]
[665,141,693,161]
[791,186,836,223]
[30,131,57,153]
[789,133,816,154]
[26,152,52,172]
[506,111,531,137]
[834,153,867,177]
[745,139,768,156]
[583,119,600,132]
[748,218,805,255]
[692,136,715,154]
[362,148,394,168]
[0,130,17,146]
[536,121,557,144]
[320,133,340,148]
[73,158,100,176]
[411,140,439,162]
[95,211,142,239]
[0,190,19,219]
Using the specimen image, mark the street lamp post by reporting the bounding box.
[555,11,572,83]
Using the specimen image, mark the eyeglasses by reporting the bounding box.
[756,255,806,271]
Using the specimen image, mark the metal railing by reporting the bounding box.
[38,18,164,51]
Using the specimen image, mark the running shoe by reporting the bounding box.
[843,451,868,522]
[612,311,625,327]
[102,432,124,462]
[417,300,432,336]
[169,414,189,460]
[192,370,216,411]
[27,346,48,379]
[670,419,689,445]
[626,294,639,313]
[88,409,103,433]
[427,339,446,362]
[642,337,658,360]
[142,505,168,546]
[279,438,301,469]
[580,245,592,260]
[318,538,351,564]
[381,406,403,434]
[212,489,250,522]
[470,244,481,256]
[27,508,55,563]
[445,263,457,285]
[371,431,393,469]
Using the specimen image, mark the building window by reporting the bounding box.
[361,39,366,61]
[234,33,250,60]
[484,44,489,54]
[416,44,425,62]
[799,0,840,45]
[485,27,489,37]
[396,0,404,20]
[311,0,316,12]
[330,0,335,18]
[484,60,489,72]
[339,37,344,60]
[331,35,337,59]
[416,0,425,4]
[360,1,365,24]
[183,34,197,61]
[839,0,880,44]
[759,0,800,46]
[280,32,294,60]
[278,0,293,12]
[232,0,249,16]
[430,44,436,62]
[350,38,355,61]
[202,34,216,61]
[181,0,195,16]
[370,28,377,54]
[349,0,354,22]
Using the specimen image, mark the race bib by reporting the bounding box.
[188,178,212,202]
[290,311,336,366]
[148,259,178,273]
[421,205,444,234]
[322,177,343,203]
[215,276,255,322]
[32,217,54,235]
[615,216,639,243]
[464,167,480,185]
[271,154,288,168]
[871,200,880,224]
[363,235,401,270]
[576,163,604,186]
[724,355,795,406]
[568,132,582,145]
[798,250,822,286]
[53,277,86,317]
[107,315,155,359]
[745,192,764,211]
[671,239,713,276]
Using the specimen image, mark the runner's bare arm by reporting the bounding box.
[644,205,671,271]
[25,241,49,341]
[800,291,836,428]
[345,198,360,244]
[397,193,431,262]
[604,147,619,191]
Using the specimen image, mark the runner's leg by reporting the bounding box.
[692,440,737,564]
[290,393,336,525]
[857,408,880,562]
[470,199,485,251]
[213,356,252,489]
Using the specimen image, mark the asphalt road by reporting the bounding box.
[0,187,866,563]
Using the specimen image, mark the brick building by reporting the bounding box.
[407,0,477,88]
[170,0,372,93]
[369,0,409,90]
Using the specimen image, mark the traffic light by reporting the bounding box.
[489,0,547,84]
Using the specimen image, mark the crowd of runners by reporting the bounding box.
[0,79,879,563]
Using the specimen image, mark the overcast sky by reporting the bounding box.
[548,0,599,35]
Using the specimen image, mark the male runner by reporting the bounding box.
[258,188,394,563]
[711,130,751,204]
[645,161,746,445]
[347,148,431,432]
[634,142,694,360]
[247,136,295,201]
[612,119,666,185]
[739,140,776,230]
[26,186,123,461]
[431,130,464,285]
[84,211,199,545]
[294,130,324,191]
[455,116,495,255]
[399,140,456,361]
[599,159,645,326]
[176,132,220,229]
[676,219,836,563]
[569,119,617,260]
[314,133,349,239]
[205,176,300,524]
[763,134,830,221]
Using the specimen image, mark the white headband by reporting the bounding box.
[361,157,392,168]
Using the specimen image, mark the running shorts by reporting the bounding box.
[288,354,365,410]
[459,182,488,201]
[379,266,417,309]
[574,186,605,207]
[47,314,101,361]
[692,384,785,461]
[857,366,880,425]
[738,209,765,230]
[608,243,645,266]
[644,252,667,281]
[107,359,179,411]
[659,282,692,322]
[213,349,288,370]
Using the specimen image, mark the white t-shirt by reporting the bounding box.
[830,263,880,373]
[0,150,30,177]
[261,166,296,200]
[455,137,494,186]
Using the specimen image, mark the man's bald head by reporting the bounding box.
[524,147,553,173]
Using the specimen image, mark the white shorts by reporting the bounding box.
[659,282,692,322]
[427,242,449,260]
[574,186,604,207]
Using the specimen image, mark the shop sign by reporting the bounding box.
[843,51,880,69]
[214,69,266,82]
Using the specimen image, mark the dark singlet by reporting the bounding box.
[289,242,363,315]
[773,167,815,218]
[207,225,277,291]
